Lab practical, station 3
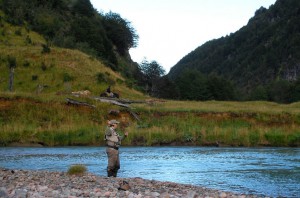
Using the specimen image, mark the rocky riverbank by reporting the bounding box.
[0,168,266,198]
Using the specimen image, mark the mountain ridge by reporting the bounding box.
[168,0,300,102]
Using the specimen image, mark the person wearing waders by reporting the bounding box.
[105,119,128,177]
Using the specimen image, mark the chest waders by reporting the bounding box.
[105,127,122,177]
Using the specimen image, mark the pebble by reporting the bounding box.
[0,168,265,198]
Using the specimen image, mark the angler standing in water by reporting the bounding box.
[104,119,128,177]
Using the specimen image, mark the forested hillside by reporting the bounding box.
[0,0,141,81]
[168,0,300,103]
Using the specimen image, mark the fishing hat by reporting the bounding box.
[109,119,120,125]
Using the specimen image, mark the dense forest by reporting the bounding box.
[1,0,299,103]
[168,0,300,103]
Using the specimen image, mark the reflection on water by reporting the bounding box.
[0,147,299,197]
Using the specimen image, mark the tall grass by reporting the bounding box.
[122,110,300,147]
[0,94,299,147]
[0,96,110,146]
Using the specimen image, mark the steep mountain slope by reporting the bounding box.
[168,0,300,101]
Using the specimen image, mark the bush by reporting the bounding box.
[41,62,47,71]
[63,73,74,82]
[32,75,38,81]
[41,44,51,54]
[23,61,30,67]
[67,164,87,175]
[15,28,22,36]
[96,72,106,83]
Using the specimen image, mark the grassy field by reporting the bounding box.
[0,22,299,147]
[0,94,299,147]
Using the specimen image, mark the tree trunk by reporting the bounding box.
[9,67,14,92]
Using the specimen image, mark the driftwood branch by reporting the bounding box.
[93,97,130,108]
[93,97,142,121]
[93,97,144,104]
[66,98,95,108]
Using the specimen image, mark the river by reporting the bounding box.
[0,147,299,197]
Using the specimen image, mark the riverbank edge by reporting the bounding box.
[0,168,266,198]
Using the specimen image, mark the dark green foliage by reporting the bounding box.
[95,72,114,85]
[291,78,300,101]
[7,56,16,69]
[23,60,30,67]
[176,70,210,100]
[267,79,293,103]
[287,133,300,147]
[15,28,21,36]
[168,0,300,103]
[138,59,166,95]
[63,73,74,82]
[96,73,106,84]
[152,76,180,99]
[41,44,51,54]
[72,0,94,17]
[103,12,139,55]
[25,35,32,44]
[41,62,47,71]
[32,75,38,81]
[249,85,268,101]
[174,70,236,101]
[207,75,236,101]
[264,131,286,146]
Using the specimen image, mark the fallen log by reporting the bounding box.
[93,97,130,108]
[93,97,144,104]
[66,98,95,108]
[92,97,141,121]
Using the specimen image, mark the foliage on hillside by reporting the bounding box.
[0,0,140,81]
[168,0,300,103]
[0,18,144,99]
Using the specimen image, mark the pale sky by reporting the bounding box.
[90,0,276,73]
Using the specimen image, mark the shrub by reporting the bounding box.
[41,44,51,54]
[67,164,87,175]
[63,73,74,82]
[41,62,47,71]
[23,61,30,67]
[96,72,106,83]
[32,75,38,81]
[15,28,22,36]
[25,35,32,44]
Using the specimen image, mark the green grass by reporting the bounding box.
[0,21,145,100]
[1,95,299,147]
[67,164,87,175]
[121,106,300,147]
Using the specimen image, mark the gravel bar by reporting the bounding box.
[0,168,268,198]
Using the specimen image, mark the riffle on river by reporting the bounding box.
[0,147,299,197]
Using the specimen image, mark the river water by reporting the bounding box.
[0,147,299,197]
